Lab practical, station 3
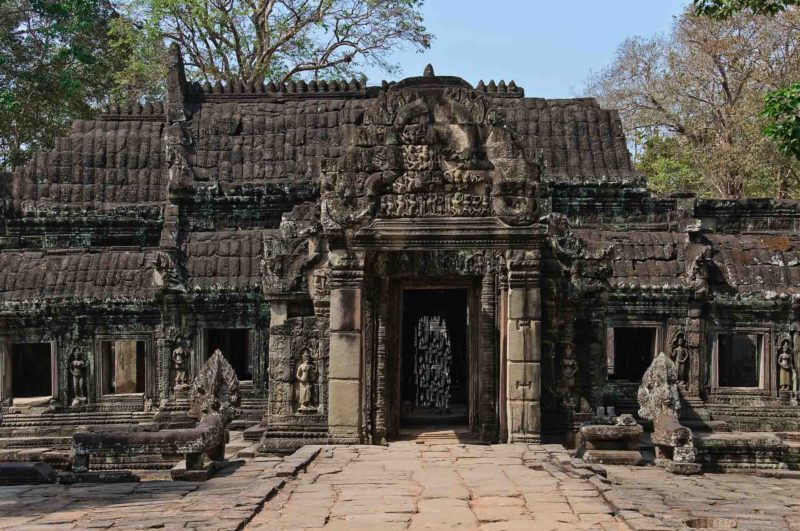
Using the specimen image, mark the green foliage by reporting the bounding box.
[0,0,125,169]
[692,0,798,18]
[636,135,708,197]
[586,7,800,199]
[763,82,800,160]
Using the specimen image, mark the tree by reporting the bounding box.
[110,0,432,100]
[584,8,800,199]
[693,0,800,175]
[764,83,800,161]
[693,0,799,18]
[0,0,125,169]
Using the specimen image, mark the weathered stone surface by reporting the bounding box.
[638,352,699,474]
[0,50,798,462]
[72,352,240,478]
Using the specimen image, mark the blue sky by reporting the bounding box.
[361,0,689,98]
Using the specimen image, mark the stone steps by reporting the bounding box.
[230,396,268,431]
[396,427,484,444]
[707,405,800,432]
[683,420,730,432]
[0,436,71,449]
[776,431,800,442]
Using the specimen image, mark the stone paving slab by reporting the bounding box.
[9,439,800,530]
[0,454,294,530]
[245,441,626,530]
[604,464,800,530]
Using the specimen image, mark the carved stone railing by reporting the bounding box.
[72,350,240,480]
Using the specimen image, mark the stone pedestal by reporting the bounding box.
[581,420,644,466]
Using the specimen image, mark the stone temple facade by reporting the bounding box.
[1,45,800,456]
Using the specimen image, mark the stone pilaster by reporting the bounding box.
[505,249,542,443]
[686,301,704,399]
[327,250,364,440]
[374,276,390,444]
[479,259,498,440]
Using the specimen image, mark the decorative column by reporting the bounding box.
[686,302,705,399]
[479,256,498,441]
[374,276,390,444]
[505,249,542,443]
[327,249,364,441]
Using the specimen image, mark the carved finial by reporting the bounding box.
[423,64,435,77]
[189,350,241,423]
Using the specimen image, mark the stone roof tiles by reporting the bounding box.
[0,249,157,302]
[9,86,636,209]
[185,231,263,290]
[708,234,800,295]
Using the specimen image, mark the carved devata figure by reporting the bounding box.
[557,343,578,410]
[172,336,191,389]
[671,332,689,385]
[69,349,87,408]
[778,338,793,392]
[295,347,319,413]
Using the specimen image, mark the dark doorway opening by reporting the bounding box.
[207,329,251,380]
[400,288,469,426]
[718,333,762,388]
[610,327,656,382]
[11,343,52,398]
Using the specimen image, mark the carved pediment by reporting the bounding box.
[322,77,542,234]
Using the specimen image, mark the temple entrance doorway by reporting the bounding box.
[399,288,469,427]
[11,343,53,399]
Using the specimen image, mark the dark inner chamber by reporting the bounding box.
[400,288,468,425]
[11,343,52,398]
[207,329,252,380]
[612,327,656,382]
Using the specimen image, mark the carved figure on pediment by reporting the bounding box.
[323,81,541,231]
[164,123,195,186]
[687,248,712,300]
[153,251,187,293]
[671,332,690,385]
[778,339,793,391]
[295,348,319,413]
[547,213,586,259]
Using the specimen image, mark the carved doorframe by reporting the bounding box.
[385,277,481,439]
[363,249,499,443]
